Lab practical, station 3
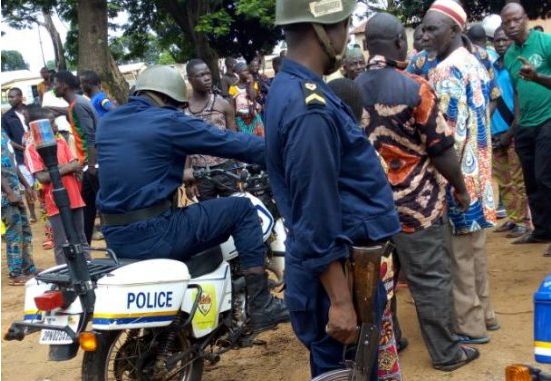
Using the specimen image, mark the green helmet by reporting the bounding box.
[275,0,356,26]
[134,65,187,103]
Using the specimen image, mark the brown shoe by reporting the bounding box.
[544,244,551,257]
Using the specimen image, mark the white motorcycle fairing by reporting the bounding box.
[92,259,190,330]
[180,261,232,338]
[220,192,274,261]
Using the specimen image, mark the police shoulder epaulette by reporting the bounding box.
[302,81,326,107]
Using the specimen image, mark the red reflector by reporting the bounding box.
[34,291,65,311]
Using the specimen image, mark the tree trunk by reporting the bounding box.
[77,0,128,104]
[42,9,67,70]
[159,1,221,86]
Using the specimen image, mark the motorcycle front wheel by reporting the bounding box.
[82,329,204,381]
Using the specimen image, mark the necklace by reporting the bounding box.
[187,94,212,115]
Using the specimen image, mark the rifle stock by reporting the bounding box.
[347,243,392,381]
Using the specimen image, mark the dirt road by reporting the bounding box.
[2,221,551,380]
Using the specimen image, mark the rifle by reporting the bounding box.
[311,242,393,381]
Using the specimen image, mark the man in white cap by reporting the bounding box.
[421,0,499,346]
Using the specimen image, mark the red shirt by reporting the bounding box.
[25,137,85,216]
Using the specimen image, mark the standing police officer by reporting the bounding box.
[96,65,288,333]
[264,1,402,377]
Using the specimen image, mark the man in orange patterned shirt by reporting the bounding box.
[359,12,477,372]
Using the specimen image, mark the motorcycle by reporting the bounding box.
[193,164,286,289]
[5,123,287,381]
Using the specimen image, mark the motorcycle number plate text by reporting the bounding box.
[39,314,80,345]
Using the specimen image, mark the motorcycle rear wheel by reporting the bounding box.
[82,329,204,381]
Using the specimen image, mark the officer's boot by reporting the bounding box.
[245,272,289,332]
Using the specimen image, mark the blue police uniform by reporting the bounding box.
[96,96,266,268]
[264,59,401,376]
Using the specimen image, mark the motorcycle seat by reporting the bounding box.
[184,246,224,278]
[107,247,224,278]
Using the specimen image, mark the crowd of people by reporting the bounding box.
[1,0,550,379]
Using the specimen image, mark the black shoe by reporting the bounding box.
[433,346,479,372]
[245,273,289,333]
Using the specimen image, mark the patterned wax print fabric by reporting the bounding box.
[377,252,402,380]
[429,47,496,234]
[229,84,265,137]
[1,129,22,208]
[407,47,501,103]
[359,56,455,233]
[1,129,36,277]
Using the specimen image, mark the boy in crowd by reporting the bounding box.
[24,106,90,265]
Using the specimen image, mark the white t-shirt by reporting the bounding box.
[41,90,72,132]
[15,110,29,133]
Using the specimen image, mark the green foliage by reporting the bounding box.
[1,50,29,71]
[195,0,281,61]
[109,34,177,65]
[64,25,78,68]
[120,0,281,65]
[195,9,233,37]
[158,51,176,65]
[235,0,276,25]
[1,0,58,28]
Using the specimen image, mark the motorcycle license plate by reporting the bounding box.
[39,314,80,345]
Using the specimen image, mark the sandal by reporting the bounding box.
[8,275,31,286]
[433,346,480,372]
[512,233,551,244]
[455,334,490,344]
[486,317,501,331]
[494,221,515,233]
[505,225,528,238]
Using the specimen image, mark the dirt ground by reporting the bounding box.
[2,220,551,381]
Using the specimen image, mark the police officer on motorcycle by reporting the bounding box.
[96,65,288,333]
[264,0,401,377]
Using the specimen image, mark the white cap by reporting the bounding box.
[482,14,502,38]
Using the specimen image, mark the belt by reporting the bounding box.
[101,200,172,226]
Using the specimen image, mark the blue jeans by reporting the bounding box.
[103,197,265,269]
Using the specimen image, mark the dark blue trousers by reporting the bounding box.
[288,277,386,378]
[103,197,265,269]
